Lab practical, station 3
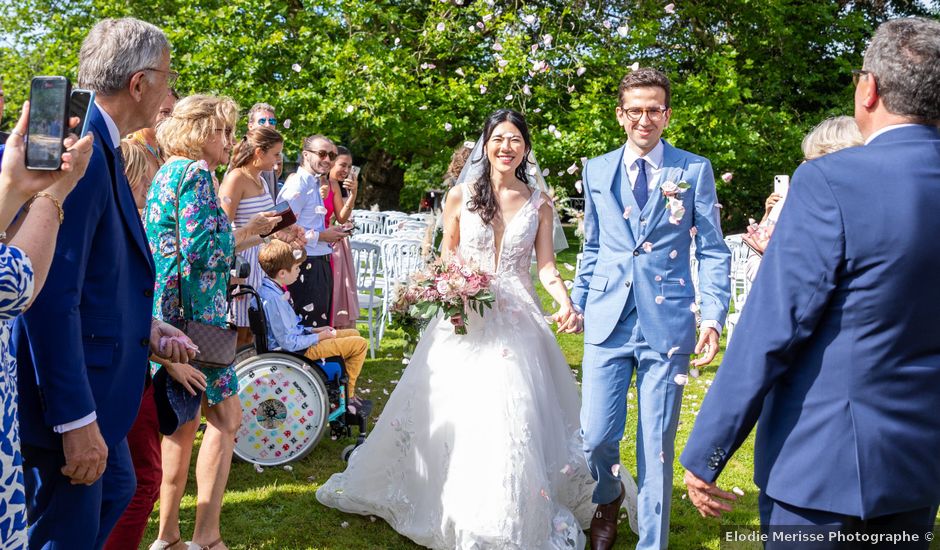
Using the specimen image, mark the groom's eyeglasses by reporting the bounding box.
[620,106,668,122]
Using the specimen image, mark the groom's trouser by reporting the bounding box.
[581,307,688,550]
[759,492,938,549]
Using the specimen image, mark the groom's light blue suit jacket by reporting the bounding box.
[572,141,730,353]
[681,125,940,518]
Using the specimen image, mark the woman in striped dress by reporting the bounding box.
[219,127,284,347]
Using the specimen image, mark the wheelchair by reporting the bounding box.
[228,284,370,467]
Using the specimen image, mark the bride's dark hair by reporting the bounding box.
[467,109,532,225]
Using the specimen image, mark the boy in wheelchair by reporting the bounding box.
[257,239,371,413]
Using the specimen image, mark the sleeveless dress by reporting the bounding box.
[317,183,637,549]
[324,184,359,329]
[232,178,275,327]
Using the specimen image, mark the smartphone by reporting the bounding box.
[773,174,790,196]
[70,89,95,138]
[26,76,71,170]
[341,165,360,199]
[261,201,297,237]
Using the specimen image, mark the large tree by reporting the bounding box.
[2,0,936,227]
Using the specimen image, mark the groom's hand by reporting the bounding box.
[691,327,720,367]
[684,470,737,517]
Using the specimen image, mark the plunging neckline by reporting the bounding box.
[492,186,538,272]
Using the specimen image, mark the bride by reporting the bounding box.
[316,109,637,548]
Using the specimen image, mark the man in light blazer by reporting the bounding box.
[572,68,731,550]
[681,17,940,548]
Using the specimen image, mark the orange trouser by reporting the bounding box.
[303,329,368,398]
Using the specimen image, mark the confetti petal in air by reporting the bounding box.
[282,119,291,129]
[345,105,354,113]
[542,34,553,45]
[561,464,573,475]
[436,22,445,32]
[444,122,453,131]
[283,465,293,471]
[291,63,302,72]
[540,489,550,500]
[611,463,621,477]
[492,42,503,51]
[505,94,513,100]
[623,206,632,219]
[659,451,665,463]
[576,67,586,77]
[497,59,509,68]
[689,226,698,237]
[340,521,349,528]
[541,168,550,177]
[522,84,532,96]
[721,172,733,183]
[617,25,630,37]
[563,280,573,289]
[482,14,493,22]
[655,295,665,304]
[402,357,410,365]
[642,241,653,253]
[689,303,700,313]
[292,249,302,260]
[665,3,676,14]
[574,180,583,194]
[566,163,578,175]
[394,37,401,45]
[302,304,315,312]
[630,62,640,71]
[667,346,681,358]
[563,262,574,271]
[655,275,663,281]
[479,85,487,94]
[732,487,745,496]
[674,374,688,386]
[455,67,465,77]
[669,249,678,259]
[321,313,328,320]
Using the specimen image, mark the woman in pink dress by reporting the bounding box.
[323,146,360,329]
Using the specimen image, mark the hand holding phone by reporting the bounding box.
[773,175,790,197]
[261,201,298,237]
[69,89,95,138]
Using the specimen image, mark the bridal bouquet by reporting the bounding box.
[389,256,496,335]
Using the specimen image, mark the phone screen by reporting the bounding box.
[26,76,70,170]
[69,89,94,137]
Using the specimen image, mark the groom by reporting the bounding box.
[680,17,940,547]
[572,68,731,550]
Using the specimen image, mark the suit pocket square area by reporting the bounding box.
[588,275,609,292]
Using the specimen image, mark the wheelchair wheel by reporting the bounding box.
[341,444,358,462]
[233,353,330,466]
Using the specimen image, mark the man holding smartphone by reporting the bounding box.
[13,18,194,549]
[276,134,351,328]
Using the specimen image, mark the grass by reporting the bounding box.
[138,226,808,549]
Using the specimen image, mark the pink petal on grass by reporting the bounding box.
[733,487,745,496]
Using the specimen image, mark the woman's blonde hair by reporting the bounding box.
[801,116,863,161]
[157,94,239,159]
[121,137,160,187]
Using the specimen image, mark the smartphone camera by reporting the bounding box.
[26,76,72,170]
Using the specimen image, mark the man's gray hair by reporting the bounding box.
[78,18,170,96]
[863,17,940,123]
[248,102,276,122]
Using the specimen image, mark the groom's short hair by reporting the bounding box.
[863,17,940,124]
[618,68,671,108]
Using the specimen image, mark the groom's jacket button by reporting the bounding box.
[625,281,631,287]
[143,288,154,298]
[139,338,149,348]
[633,250,640,256]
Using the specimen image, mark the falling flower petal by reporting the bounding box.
[492,42,503,51]
[674,374,688,385]
[292,249,303,260]
[655,295,665,304]
[341,521,349,528]
[524,14,536,24]
[623,206,633,219]
[642,241,653,253]
[567,85,576,93]
[553,130,562,139]
[505,93,513,100]
[669,249,678,259]
[617,25,630,37]
[542,168,550,177]
[576,67,586,77]
[574,180,583,194]
[679,278,686,286]
[455,67,465,77]
[732,487,745,496]
[721,172,733,183]
[468,25,476,33]
[533,107,541,113]
[659,451,665,463]
[283,464,293,471]
[436,22,445,31]
[303,304,315,312]
[291,63,302,72]
[321,313,328,320]
[561,464,573,475]
[655,275,663,282]
[667,346,681,358]
[345,105,355,113]
[563,280,573,289]
[479,85,487,94]
[476,21,484,29]
[394,37,401,45]
[689,226,698,238]
[566,163,578,175]
[254,463,264,473]
[532,60,546,72]
[482,13,493,22]
[630,62,640,71]
[522,84,532,96]
[542,34,553,45]
[540,489,551,500]
[665,3,676,14]
[444,122,453,131]
[611,463,621,477]
[282,119,291,129]
[498,59,509,68]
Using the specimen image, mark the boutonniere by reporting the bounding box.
[661,180,691,225]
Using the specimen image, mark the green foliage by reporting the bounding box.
[1,0,937,228]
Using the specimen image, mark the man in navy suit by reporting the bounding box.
[13,18,194,549]
[681,17,940,547]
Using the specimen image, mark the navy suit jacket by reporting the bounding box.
[681,125,940,518]
[14,105,156,449]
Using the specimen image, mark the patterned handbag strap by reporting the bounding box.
[173,161,198,321]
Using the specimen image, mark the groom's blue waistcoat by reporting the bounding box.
[681,125,940,519]
[571,141,730,354]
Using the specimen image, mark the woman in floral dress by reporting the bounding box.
[144,95,278,550]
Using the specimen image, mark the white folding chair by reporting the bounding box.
[350,241,382,358]
[353,217,382,235]
[379,239,426,342]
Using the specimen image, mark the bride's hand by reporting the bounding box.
[553,304,581,334]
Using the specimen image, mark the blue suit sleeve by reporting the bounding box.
[571,164,599,311]
[261,293,319,352]
[691,159,731,325]
[20,148,108,426]
[680,161,844,481]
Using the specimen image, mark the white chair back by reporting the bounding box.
[350,241,382,357]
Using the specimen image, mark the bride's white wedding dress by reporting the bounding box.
[316,183,638,549]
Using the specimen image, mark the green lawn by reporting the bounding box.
[136,227,837,549]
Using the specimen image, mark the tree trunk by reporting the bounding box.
[358,148,405,211]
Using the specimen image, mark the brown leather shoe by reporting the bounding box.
[590,481,626,550]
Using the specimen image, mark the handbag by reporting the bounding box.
[170,161,237,369]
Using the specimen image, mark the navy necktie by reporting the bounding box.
[633,158,649,210]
